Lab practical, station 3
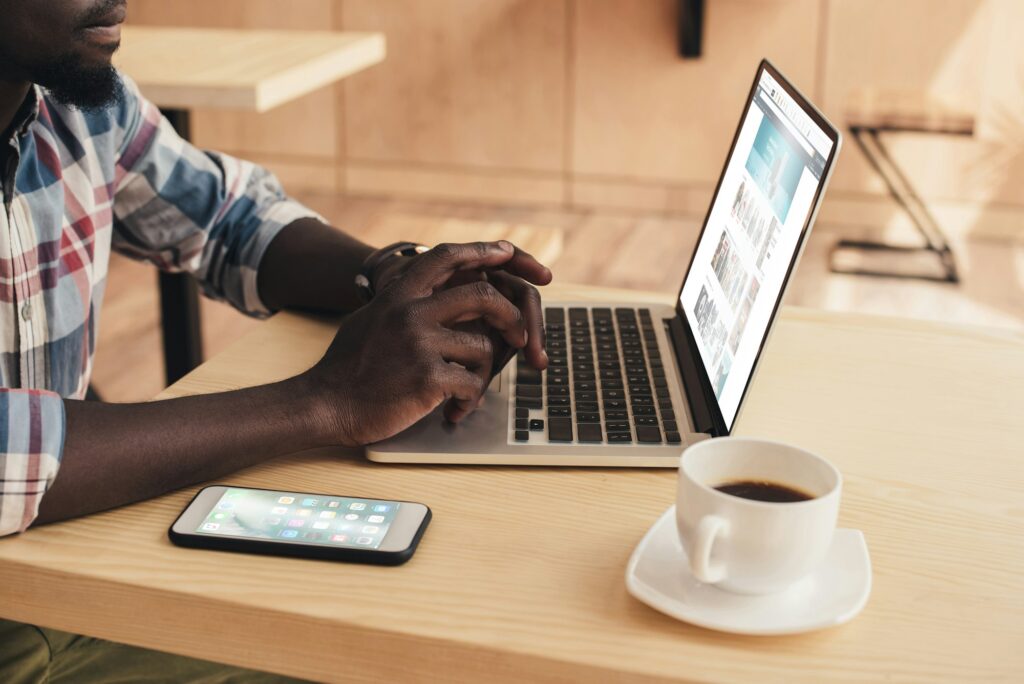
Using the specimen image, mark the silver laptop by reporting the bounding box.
[368,61,841,467]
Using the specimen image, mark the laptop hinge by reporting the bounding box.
[667,316,719,436]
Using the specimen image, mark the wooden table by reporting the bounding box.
[1,285,1022,683]
[113,26,386,386]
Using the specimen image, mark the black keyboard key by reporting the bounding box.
[515,407,529,418]
[547,375,568,386]
[548,396,570,407]
[577,422,603,443]
[592,307,613,320]
[576,391,598,402]
[629,385,652,396]
[515,430,530,442]
[632,406,657,416]
[604,399,628,410]
[606,422,630,432]
[651,367,666,378]
[605,411,628,421]
[517,368,542,385]
[548,365,569,377]
[666,431,682,444]
[568,307,588,320]
[549,417,573,442]
[632,395,654,406]
[548,386,570,397]
[574,380,597,392]
[627,375,649,386]
[530,419,545,431]
[636,425,662,443]
[634,416,659,426]
[574,371,596,381]
[608,432,633,443]
[572,363,594,372]
[517,397,542,410]
[576,412,601,423]
[653,377,668,388]
[603,379,624,389]
[663,420,678,432]
[600,369,622,381]
[662,409,676,421]
[659,398,673,410]
[545,307,565,323]
[548,407,571,417]
[603,388,626,400]
[547,339,566,351]
[656,386,670,397]
[576,402,599,413]
[516,385,542,399]
[650,358,663,368]
[599,360,621,370]
[515,418,528,430]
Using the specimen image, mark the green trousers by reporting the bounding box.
[0,618,308,684]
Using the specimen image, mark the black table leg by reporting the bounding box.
[158,107,204,384]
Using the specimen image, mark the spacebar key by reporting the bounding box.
[548,417,574,442]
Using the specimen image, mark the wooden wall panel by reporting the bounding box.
[339,0,568,172]
[571,0,822,185]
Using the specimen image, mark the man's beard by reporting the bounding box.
[32,52,122,111]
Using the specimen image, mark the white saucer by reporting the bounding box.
[626,506,871,635]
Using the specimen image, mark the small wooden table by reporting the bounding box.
[113,26,386,386]
[1,286,1021,682]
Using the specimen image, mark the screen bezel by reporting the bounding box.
[674,59,841,435]
[170,485,430,553]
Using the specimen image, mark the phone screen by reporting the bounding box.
[194,487,401,549]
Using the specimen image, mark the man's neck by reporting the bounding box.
[0,79,32,143]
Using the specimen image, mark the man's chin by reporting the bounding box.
[33,52,121,111]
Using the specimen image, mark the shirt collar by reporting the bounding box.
[13,85,42,138]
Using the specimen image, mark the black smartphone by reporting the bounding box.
[169,485,431,566]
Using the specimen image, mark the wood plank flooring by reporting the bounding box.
[90,193,1024,403]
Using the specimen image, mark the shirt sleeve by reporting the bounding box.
[0,389,66,536]
[109,74,323,317]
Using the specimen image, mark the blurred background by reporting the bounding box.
[96,0,1024,401]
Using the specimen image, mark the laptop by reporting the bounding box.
[368,60,841,467]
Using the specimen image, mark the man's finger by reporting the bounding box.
[436,329,494,374]
[421,281,528,349]
[394,242,516,297]
[487,245,553,287]
[438,364,488,423]
[489,271,547,370]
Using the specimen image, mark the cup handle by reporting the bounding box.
[690,515,728,584]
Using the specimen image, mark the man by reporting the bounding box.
[0,0,551,680]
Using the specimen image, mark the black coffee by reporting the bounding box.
[714,480,813,503]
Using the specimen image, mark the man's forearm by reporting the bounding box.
[34,375,331,525]
[258,217,376,313]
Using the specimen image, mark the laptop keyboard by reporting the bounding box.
[512,307,682,445]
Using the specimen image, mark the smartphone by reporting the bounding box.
[169,485,431,565]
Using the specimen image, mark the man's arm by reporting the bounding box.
[256,217,374,314]
[28,242,537,528]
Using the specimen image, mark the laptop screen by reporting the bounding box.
[679,67,835,430]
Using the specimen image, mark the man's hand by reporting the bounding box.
[305,241,552,445]
[372,241,552,370]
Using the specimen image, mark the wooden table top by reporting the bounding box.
[113,26,386,111]
[1,284,1021,683]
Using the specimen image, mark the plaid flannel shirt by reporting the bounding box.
[0,74,318,536]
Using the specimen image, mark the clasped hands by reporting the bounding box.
[302,241,551,446]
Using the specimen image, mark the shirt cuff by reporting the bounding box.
[0,389,66,536]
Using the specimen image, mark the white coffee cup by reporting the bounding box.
[676,437,842,595]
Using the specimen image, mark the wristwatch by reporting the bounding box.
[354,241,430,303]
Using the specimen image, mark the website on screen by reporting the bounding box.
[680,70,833,429]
